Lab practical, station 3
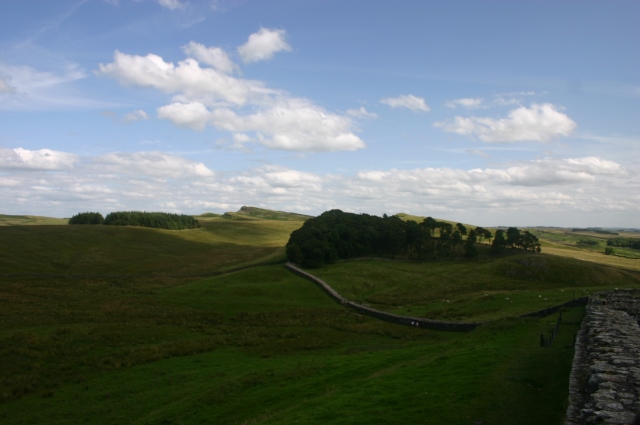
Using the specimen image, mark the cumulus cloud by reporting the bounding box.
[182,41,238,74]
[471,156,628,186]
[96,51,273,107]
[446,98,484,109]
[98,35,364,152]
[123,109,149,123]
[0,147,78,170]
[346,106,378,119]
[157,102,210,131]
[381,94,430,112]
[157,98,365,151]
[238,28,292,64]
[434,103,576,143]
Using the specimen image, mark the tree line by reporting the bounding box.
[286,209,540,267]
[68,211,200,230]
[606,237,640,249]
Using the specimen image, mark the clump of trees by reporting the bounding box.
[286,209,538,267]
[491,227,540,254]
[606,237,640,250]
[104,211,200,230]
[68,212,105,225]
[68,211,200,230]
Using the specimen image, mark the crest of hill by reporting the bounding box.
[222,206,312,221]
[0,214,68,226]
[395,212,471,229]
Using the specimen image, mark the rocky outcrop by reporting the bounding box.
[566,290,640,425]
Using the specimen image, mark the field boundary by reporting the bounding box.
[285,262,588,332]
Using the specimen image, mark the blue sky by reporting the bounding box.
[1,0,638,227]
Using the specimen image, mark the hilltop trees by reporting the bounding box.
[286,210,540,267]
[68,211,200,230]
[68,212,105,225]
[104,211,200,230]
[492,227,540,253]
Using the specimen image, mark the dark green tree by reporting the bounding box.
[464,229,478,257]
[68,212,104,225]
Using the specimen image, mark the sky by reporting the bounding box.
[1,0,639,227]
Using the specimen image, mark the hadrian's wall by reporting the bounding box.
[565,289,640,425]
[285,262,587,333]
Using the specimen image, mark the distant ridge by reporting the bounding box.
[222,206,312,221]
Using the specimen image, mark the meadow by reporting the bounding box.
[1,210,639,424]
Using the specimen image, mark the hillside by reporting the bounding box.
[0,214,68,226]
[222,206,312,221]
[2,210,639,424]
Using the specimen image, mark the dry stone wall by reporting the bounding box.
[285,262,586,333]
[565,289,640,425]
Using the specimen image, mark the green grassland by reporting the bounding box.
[1,211,636,424]
[309,255,640,322]
[222,206,313,221]
[532,228,640,269]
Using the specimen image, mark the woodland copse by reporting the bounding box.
[68,211,200,230]
[285,209,540,267]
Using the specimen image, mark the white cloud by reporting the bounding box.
[209,99,366,152]
[473,157,628,186]
[446,98,484,109]
[182,41,238,74]
[434,103,576,143]
[381,94,430,112]
[157,99,365,152]
[97,32,364,153]
[238,28,292,64]
[0,148,636,226]
[92,151,214,178]
[123,109,149,123]
[96,51,272,107]
[157,0,186,10]
[346,106,378,119]
[0,147,78,170]
[157,102,210,131]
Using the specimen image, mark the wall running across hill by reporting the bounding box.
[285,262,587,332]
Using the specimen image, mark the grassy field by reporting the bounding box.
[309,254,640,322]
[1,212,635,424]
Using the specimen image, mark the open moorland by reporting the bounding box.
[1,208,640,424]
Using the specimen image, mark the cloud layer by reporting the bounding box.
[2,147,636,226]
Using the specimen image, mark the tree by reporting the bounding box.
[492,229,507,253]
[68,212,104,225]
[465,229,478,257]
[423,216,438,236]
[506,227,521,249]
[455,223,467,237]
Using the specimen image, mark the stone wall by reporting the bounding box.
[285,262,586,333]
[565,289,640,425]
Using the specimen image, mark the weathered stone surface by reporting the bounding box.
[565,289,640,425]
